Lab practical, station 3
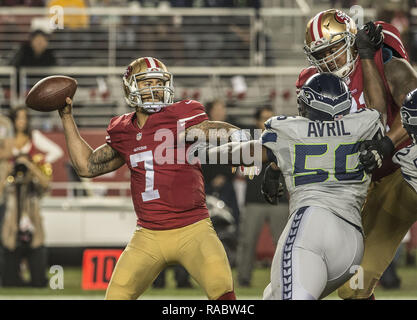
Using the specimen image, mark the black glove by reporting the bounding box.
[355,21,384,60]
[359,136,395,173]
[261,163,284,205]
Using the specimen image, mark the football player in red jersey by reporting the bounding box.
[262,9,417,299]
[57,57,255,300]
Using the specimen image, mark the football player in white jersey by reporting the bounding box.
[393,89,417,192]
[203,72,384,300]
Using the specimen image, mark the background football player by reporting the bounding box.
[262,9,417,300]
[393,89,417,194]
[204,72,384,300]
[57,56,258,300]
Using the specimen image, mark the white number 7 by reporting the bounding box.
[130,151,160,202]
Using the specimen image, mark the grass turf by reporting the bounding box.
[0,266,415,300]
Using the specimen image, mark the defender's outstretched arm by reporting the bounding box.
[202,140,271,166]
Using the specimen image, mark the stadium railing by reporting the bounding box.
[18,65,304,129]
[0,6,376,68]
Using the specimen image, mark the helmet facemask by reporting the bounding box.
[124,70,174,113]
[304,33,358,79]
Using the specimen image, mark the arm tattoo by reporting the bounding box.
[87,145,121,176]
[185,120,240,143]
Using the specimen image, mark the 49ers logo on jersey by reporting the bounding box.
[335,11,350,24]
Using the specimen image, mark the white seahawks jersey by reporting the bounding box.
[393,144,417,193]
[261,109,383,229]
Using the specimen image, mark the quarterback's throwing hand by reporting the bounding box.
[58,97,72,117]
[59,97,73,117]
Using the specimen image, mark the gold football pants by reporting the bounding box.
[338,169,417,299]
[105,218,234,300]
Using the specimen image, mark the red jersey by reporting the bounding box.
[296,22,411,181]
[106,100,210,230]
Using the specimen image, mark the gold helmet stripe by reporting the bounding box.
[310,12,324,41]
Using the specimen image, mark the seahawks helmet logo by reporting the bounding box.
[401,110,411,125]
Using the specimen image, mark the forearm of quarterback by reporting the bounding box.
[60,114,94,177]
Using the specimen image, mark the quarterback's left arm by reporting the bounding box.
[208,139,284,205]
[186,120,260,178]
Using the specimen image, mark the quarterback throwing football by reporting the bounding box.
[57,57,254,300]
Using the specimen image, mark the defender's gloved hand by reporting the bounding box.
[355,21,384,60]
[359,136,395,173]
[261,163,284,205]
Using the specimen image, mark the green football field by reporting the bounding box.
[0,266,415,300]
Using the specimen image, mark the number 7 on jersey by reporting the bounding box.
[130,151,160,202]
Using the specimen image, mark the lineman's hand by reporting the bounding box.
[355,21,384,60]
[59,97,73,117]
[261,163,284,205]
[359,136,395,173]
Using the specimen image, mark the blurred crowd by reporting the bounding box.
[0,0,260,7]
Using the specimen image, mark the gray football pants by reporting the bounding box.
[263,206,364,300]
[236,202,289,284]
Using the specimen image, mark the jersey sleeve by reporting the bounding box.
[105,115,125,152]
[260,117,280,164]
[376,21,409,61]
[175,100,209,129]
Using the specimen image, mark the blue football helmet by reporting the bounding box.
[401,88,417,144]
[297,73,352,121]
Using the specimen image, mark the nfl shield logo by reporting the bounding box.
[136,132,142,141]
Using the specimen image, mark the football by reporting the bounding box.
[25,75,78,112]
